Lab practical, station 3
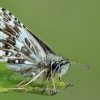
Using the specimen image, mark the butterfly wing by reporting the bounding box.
[0,8,55,66]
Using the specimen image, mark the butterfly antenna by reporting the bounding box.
[70,61,90,69]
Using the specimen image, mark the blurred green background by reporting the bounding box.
[0,0,100,100]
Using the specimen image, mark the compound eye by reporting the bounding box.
[51,62,59,69]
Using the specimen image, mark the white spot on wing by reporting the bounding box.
[7,52,12,56]
[15,59,19,63]
[0,50,2,56]
[15,39,24,50]
[0,31,9,40]
[32,72,36,76]
[24,61,33,64]
[0,50,5,56]
[0,42,4,47]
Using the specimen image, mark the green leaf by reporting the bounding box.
[0,63,69,96]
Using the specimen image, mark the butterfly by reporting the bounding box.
[0,8,90,95]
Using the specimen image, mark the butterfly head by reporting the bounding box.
[50,57,90,76]
[51,60,70,76]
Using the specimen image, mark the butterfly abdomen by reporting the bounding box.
[9,64,42,77]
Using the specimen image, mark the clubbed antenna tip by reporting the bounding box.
[70,61,90,69]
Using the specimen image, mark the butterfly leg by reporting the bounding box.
[49,78,60,95]
[49,86,60,96]
[61,75,73,88]
[41,70,59,94]
[15,77,29,87]
[18,68,47,87]
[41,79,60,95]
[43,77,59,95]
[41,81,50,93]
[10,87,27,93]
[58,76,63,82]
